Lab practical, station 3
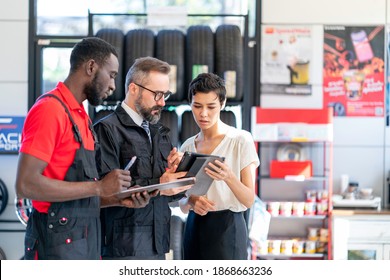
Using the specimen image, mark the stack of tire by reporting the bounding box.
[94,24,242,145]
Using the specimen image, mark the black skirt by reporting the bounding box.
[183,209,248,260]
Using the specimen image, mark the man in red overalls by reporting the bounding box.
[15,37,152,260]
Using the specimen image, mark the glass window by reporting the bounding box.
[36,0,251,36]
[42,47,72,94]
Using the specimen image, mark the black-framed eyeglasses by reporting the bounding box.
[133,82,171,101]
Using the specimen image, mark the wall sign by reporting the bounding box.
[260,25,314,95]
[323,25,385,117]
[0,116,25,153]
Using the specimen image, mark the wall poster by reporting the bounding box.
[386,26,390,126]
[323,25,385,117]
[260,25,314,95]
[0,116,24,154]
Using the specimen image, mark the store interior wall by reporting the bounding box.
[0,0,29,259]
[261,0,390,207]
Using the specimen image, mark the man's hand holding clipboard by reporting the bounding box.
[106,156,156,209]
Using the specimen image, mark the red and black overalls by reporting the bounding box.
[24,94,101,260]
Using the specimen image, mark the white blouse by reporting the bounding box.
[180,126,260,212]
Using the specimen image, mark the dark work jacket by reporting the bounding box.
[94,105,182,258]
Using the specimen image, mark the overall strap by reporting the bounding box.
[36,94,83,144]
[88,118,98,145]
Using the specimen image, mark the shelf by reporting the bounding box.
[256,253,325,259]
[257,140,333,143]
[260,176,328,182]
[270,215,327,220]
[333,197,381,210]
[252,108,333,259]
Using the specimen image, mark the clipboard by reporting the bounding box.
[176,152,225,196]
[115,177,195,199]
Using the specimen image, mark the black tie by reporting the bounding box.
[141,120,151,143]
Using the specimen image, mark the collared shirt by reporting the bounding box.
[121,101,143,127]
[20,82,94,213]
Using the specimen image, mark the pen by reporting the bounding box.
[124,156,137,171]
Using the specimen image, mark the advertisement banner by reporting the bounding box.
[386,26,390,126]
[260,25,313,95]
[0,116,25,153]
[323,25,385,117]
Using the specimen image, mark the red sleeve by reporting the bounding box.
[20,98,69,163]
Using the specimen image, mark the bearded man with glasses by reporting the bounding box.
[94,56,190,260]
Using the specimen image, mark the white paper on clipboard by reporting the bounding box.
[115,177,195,199]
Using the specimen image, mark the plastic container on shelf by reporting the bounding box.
[280,239,293,255]
[292,239,305,254]
[316,201,328,215]
[292,201,305,216]
[304,202,317,215]
[268,239,282,255]
[316,241,327,253]
[267,201,280,216]
[319,228,329,242]
[257,240,269,255]
[279,201,293,216]
[316,190,329,202]
[305,240,317,254]
[305,190,317,202]
[307,227,320,241]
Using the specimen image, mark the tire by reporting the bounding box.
[215,24,244,101]
[0,178,8,216]
[186,25,214,101]
[156,29,185,102]
[159,110,179,147]
[221,110,237,128]
[180,110,198,144]
[124,29,155,74]
[95,28,125,102]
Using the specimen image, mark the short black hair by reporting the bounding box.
[188,73,226,105]
[69,37,118,73]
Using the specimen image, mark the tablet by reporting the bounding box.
[115,177,196,199]
[176,151,225,173]
[176,152,225,196]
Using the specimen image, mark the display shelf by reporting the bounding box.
[260,176,329,181]
[256,253,325,259]
[250,107,333,260]
[269,215,327,220]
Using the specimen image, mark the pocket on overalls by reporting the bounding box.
[48,236,88,260]
[24,234,38,260]
[46,220,90,260]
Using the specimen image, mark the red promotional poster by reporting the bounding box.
[323,25,385,117]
